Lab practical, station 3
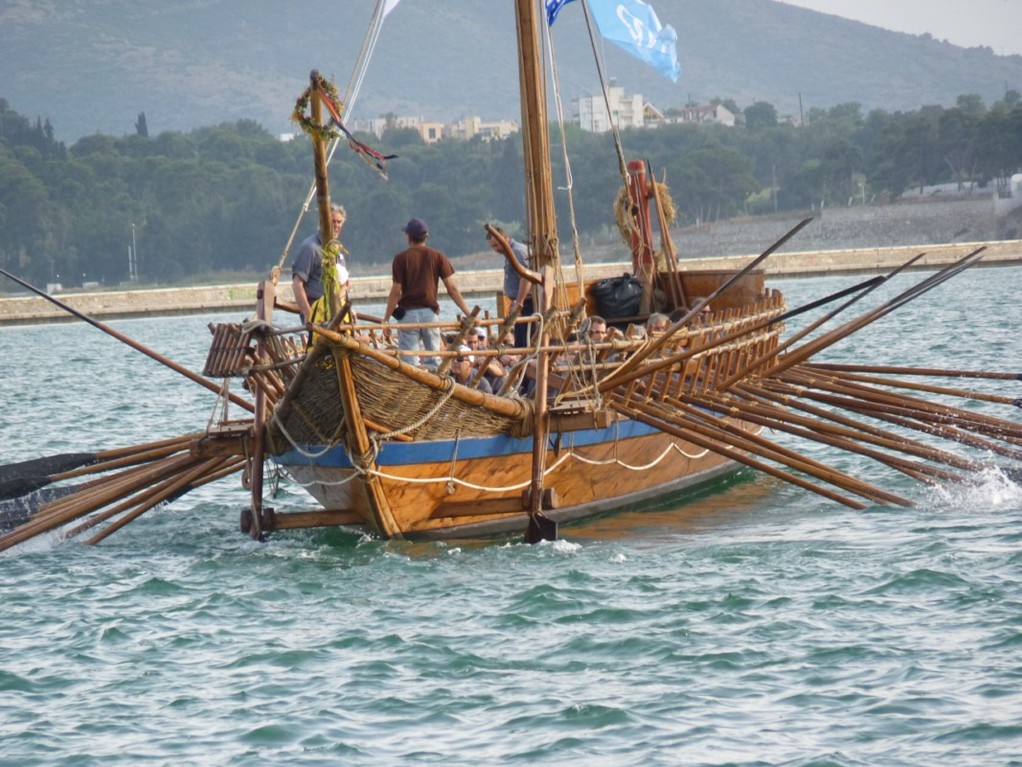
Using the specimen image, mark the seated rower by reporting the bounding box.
[451,350,493,394]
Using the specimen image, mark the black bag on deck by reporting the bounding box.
[590,273,643,319]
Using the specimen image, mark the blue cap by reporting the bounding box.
[403,217,429,238]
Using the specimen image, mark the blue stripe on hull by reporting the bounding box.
[277,418,663,468]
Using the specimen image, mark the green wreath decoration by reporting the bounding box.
[320,239,344,317]
[292,77,345,142]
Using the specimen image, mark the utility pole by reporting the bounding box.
[130,222,137,281]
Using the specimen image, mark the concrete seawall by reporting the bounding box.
[1,240,1020,326]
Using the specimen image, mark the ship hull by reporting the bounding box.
[277,416,753,539]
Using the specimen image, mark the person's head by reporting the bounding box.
[470,327,488,348]
[647,313,669,334]
[627,325,647,341]
[453,349,473,380]
[330,204,346,239]
[486,226,507,254]
[403,217,429,245]
[585,316,607,342]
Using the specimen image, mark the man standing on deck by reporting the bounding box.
[383,217,472,369]
[486,226,533,348]
[291,204,348,324]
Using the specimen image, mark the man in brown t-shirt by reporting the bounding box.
[383,217,472,369]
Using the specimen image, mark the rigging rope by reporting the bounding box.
[274,0,393,275]
[543,16,587,301]
[580,0,631,190]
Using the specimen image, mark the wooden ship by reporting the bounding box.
[2,0,1021,550]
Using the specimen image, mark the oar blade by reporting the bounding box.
[0,453,97,500]
[525,512,558,544]
[0,485,82,534]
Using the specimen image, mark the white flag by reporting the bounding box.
[382,0,403,18]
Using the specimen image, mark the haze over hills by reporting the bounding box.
[2,0,1021,144]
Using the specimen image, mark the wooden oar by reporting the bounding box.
[0,433,203,501]
[719,253,926,389]
[807,363,1022,381]
[599,217,813,390]
[688,385,966,486]
[758,248,985,381]
[606,393,869,509]
[773,370,1022,458]
[0,485,82,534]
[0,458,184,533]
[624,391,914,504]
[63,456,245,541]
[660,381,948,491]
[85,456,236,545]
[0,267,254,413]
[801,365,1022,406]
[589,271,887,397]
[736,378,987,474]
[779,366,1022,442]
[0,453,200,552]
[811,392,1022,464]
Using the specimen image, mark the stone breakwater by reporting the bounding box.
[1,241,1020,326]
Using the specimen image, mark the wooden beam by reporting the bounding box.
[431,498,528,519]
[263,508,364,530]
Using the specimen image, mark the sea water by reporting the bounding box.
[1,267,1020,766]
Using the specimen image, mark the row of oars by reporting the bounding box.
[607,354,1021,510]
[0,435,246,551]
[596,243,1021,507]
[0,433,204,501]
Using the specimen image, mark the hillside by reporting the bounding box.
[2,0,1021,143]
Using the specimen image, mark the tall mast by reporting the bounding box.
[515,0,558,541]
[515,0,558,274]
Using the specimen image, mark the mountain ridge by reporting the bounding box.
[2,0,1021,143]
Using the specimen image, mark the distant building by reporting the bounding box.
[352,115,516,143]
[668,103,736,127]
[643,102,666,127]
[417,121,445,144]
[573,82,644,133]
[448,116,519,141]
[356,115,443,143]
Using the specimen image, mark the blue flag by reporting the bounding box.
[546,0,578,25]
[588,0,682,82]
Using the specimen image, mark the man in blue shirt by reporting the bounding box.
[486,226,533,348]
[291,204,347,323]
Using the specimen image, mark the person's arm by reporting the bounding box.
[383,281,403,322]
[292,275,313,321]
[442,276,472,318]
[486,357,506,378]
[512,280,532,310]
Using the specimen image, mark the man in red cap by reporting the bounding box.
[383,217,472,369]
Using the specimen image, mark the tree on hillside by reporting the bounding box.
[135,112,149,138]
[744,101,778,131]
[939,106,980,189]
[976,101,1022,195]
[0,154,51,277]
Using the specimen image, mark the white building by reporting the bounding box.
[573,83,644,133]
